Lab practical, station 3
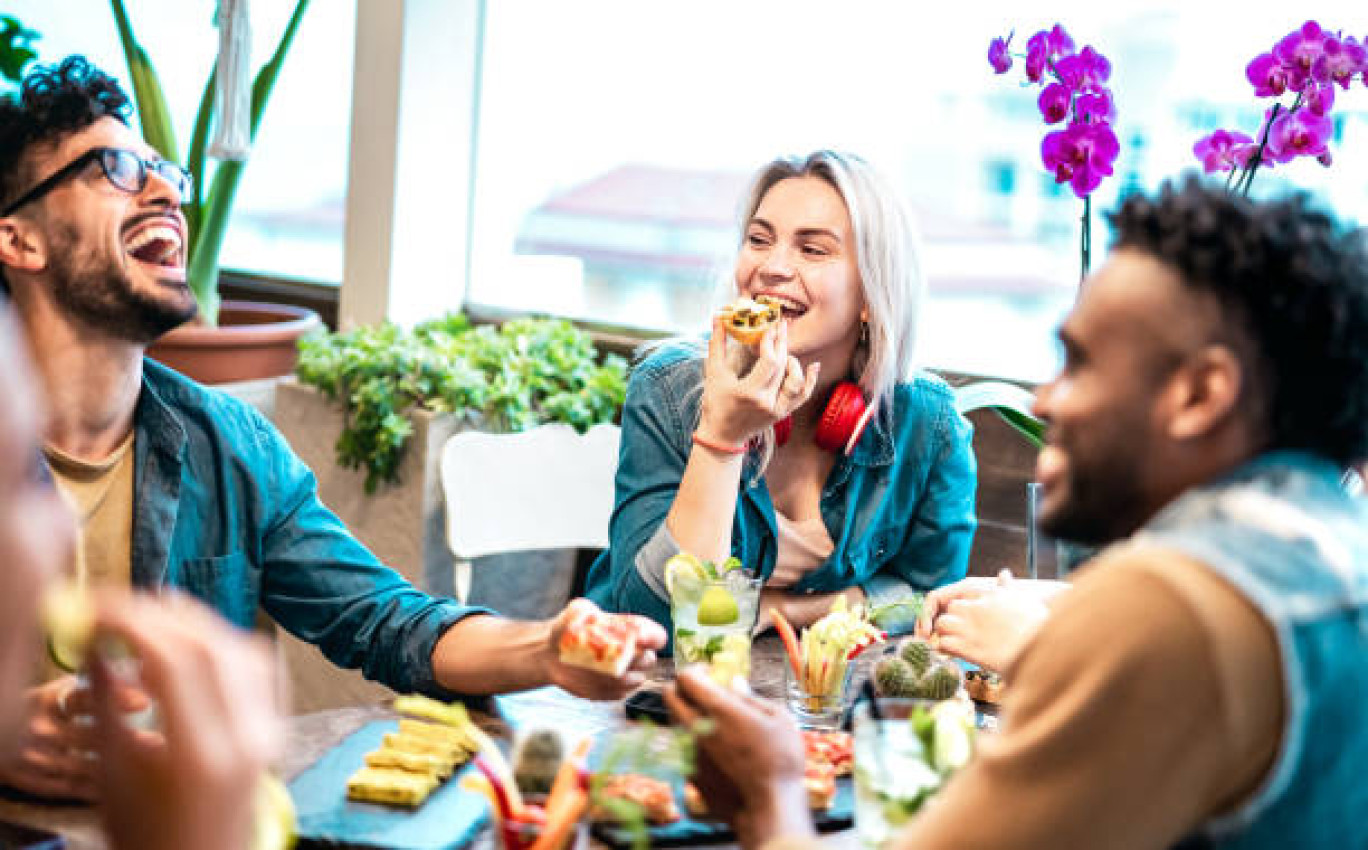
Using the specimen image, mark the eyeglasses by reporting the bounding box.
[1,147,193,217]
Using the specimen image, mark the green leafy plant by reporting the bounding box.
[109,0,310,325]
[295,315,629,492]
[0,14,39,86]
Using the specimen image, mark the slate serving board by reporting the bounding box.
[590,777,854,848]
[289,720,490,850]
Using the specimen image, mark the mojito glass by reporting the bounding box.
[852,699,944,850]
[669,572,762,681]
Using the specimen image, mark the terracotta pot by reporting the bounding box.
[147,300,322,385]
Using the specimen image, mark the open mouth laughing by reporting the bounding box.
[124,219,185,277]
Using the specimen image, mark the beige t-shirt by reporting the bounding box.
[768,511,835,589]
[40,434,136,679]
[765,543,1283,850]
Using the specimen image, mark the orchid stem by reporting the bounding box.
[1079,195,1091,286]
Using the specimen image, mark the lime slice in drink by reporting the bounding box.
[696,586,739,626]
[665,553,708,601]
[250,773,298,850]
[930,700,975,773]
[42,581,95,673]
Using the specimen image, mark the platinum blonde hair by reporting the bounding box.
[728,150,926,406]
[645,151,925,476]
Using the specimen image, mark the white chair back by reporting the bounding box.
[440,422,621,601]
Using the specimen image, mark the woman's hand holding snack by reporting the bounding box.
[697,315,819,449]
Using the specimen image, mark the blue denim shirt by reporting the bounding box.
[126,360,485,697]
[586,344,977,638]
[1137,451,1368,848]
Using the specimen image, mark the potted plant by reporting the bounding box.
[108,0,322,383]
[276,314,628,607]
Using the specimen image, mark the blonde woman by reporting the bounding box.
[587,150,976,638]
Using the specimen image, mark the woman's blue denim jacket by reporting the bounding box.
[119,359,485,697]
[586,344,977,639]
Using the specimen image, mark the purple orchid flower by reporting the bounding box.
[1305,81,1336,115]
[1046,24,1075,57]
[1193,129,1256,173]
[1246,53,1290,97]
[1042,121,1119,197]
[1266,108,1333,162]
[989,33,1013,74]
[1274,21,1327,91]
[1037,82,1071,123]
[1074,89,1115,123]
[1025,31,1049,82]
[1056,45,1112,94]
[1315,36,1367,89]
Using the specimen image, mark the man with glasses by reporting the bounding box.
[0,55,665,803]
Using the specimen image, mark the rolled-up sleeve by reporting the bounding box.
[590,358,695,629]
[254,419,490,698]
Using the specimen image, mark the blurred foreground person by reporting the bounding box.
[0,307,283,850]
[669,180,1368,849]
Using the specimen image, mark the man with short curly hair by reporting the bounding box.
[669,179,1368,849]
[0,56,665,802]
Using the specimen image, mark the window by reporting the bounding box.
[4,0,354,284]
[468,2,1366,380]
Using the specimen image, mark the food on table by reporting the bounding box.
[774,597,885,708]
[558,609,639,676]
[346,695,482,810]
[964,669,1005,704]
[717,295,782,347]
[666,552,760,683]
[873,638,965,700]
[468,734,591,850]
[804,759,838,811]
[364,747,458,779]
[682,782,710,819]
[346,766,441,808]
[592,774,681,825]
[803,729,854,777]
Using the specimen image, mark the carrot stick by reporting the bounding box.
[544,737,592,813]
[527,788,589,850]
[771,609,803,680]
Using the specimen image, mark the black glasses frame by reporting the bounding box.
[0,147,193,217]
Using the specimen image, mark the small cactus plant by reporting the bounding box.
[899,638,933,676]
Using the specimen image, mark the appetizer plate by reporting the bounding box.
[590,777,853,848]
[289,720,488,850]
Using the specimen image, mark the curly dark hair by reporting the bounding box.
[0,55,131,211]
[1110,178,1368,468]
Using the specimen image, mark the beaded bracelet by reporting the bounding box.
[691,431,746,456]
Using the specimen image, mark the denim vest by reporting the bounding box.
[1135,452,1368,848]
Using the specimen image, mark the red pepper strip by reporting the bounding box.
[474,754,517,823]
[846,631,888,660]
[771,609,803,680]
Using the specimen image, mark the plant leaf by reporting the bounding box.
[108,0,179,163]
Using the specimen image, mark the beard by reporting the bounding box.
[47,222,197,344]
[1038,438,1155,547]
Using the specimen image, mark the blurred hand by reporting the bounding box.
[916,571,1070,639]
[665,667,813,850]
[0,676,119,801]
[697,317,819,447]
[90,593,283,850]
[545,599,667,701]
[924,585,1052,674]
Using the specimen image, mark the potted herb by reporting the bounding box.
[107,0,323,383]
[275,314,628,609]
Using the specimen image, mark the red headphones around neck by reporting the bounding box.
[773,381,875,455]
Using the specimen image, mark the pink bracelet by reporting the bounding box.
[691,431,746,456]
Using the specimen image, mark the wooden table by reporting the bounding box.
[0,636,865,850]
